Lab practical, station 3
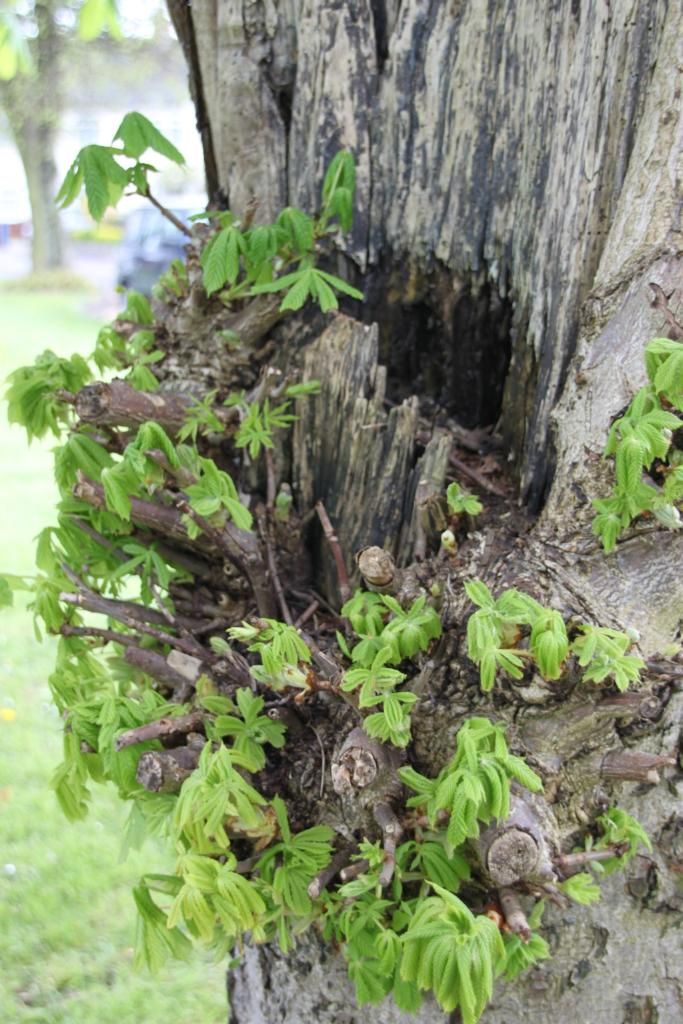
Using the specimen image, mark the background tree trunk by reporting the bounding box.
[165,2,682,1021]
[0,0,63,272]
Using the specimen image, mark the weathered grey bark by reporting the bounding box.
[0,0,64,272]
[164,3,683,1022]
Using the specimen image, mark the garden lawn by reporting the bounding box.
[0,290,227,1023]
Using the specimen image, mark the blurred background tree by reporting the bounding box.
[0,0,191,274]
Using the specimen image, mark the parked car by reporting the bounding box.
[116,202,201,295]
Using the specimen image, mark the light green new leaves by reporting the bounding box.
[398,840,471,892]
[342,647,407,706]
[78,0,122,41]
[114,111,185,164]
[321,149,356,232]
[173,744,268,853]
[338,591,441,746]
[57,144,129,221]
[201,216,248,295]
[571,625,644,691]
[529,609,568,680]
[256,797,333,916]
[57,112,185,221]
[594,807,651,874]
[644,338,683,411]
[341,648,416,746]
[210,688,286,770]
[446,481,483,517]
[234,398,297,459]
[133,877,192,972]
[501,930,550,981]
[6,349,92,442]
[400,885,504,1022]
[0,12,32,79]
[340,589,385,636]
[400,717,542,849]
[593,337,682,551]
[168,853,266,944]
[251,265,363,313]
[228,619,312,691]
[380,595,442,659]
[558,872,601,905]
[184,455,253,532]
[465,580,540,690]
[465,581,641,691]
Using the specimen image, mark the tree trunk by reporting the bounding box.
[159,3,683,1021]
[0,0,63,272]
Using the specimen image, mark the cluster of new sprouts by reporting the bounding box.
[465,580,644,692]
[0,110,661,1022]
[593,337,682,551]
[56,113,363,315]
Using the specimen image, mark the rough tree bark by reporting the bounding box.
[155,3,683,1022]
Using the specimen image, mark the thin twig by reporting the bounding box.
[315,501,350,603]
[115,711,205,751]
[449,452,507,498]
[257,513,293,625]
[339,859,370,882]
[308,849,351,899]
[308,724,326,798]
[374,801,403,888]
[264,448,277,512]
[554,843,629,878]
[145,187,193,237]
[294,600,319,628]
[646,660,683,679]
[59,591,202,656]
[177,499,276,617]
[498,887,531,941]
[59,623,136,647]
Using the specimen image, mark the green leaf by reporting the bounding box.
[529,610,568,680]
[0,13,33,79]
[321,151,356,231]
[315,269,364,302]
[464,579,495,609]
[559,872,601,905]
[201,223,247,294]
[113,112,185,164]
[280,269,315,312]
[446,482,483,516]
[78,145,128,221]
[78,0,122,41]
[309,271,338,313]
[501,931,550,981]
[277,207,314,255]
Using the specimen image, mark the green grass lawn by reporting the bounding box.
[0,290,227,1023]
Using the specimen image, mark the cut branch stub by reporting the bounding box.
[498,887,532,941]
[476,794,556,886]
[136,745,201,793]
[356,546,400,593]
[487,829,541,887]
[331,727,403,802]
[600,749,676,785]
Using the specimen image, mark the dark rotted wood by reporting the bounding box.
[292,315,449,601]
